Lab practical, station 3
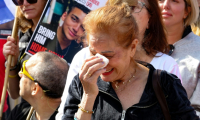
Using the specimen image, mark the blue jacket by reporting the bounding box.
[62,63,199,120]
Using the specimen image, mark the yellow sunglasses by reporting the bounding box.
[19,60,60,98]
[19,60,49,91]
[19,60,34,81]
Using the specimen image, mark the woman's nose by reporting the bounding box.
[23,0,31,6]
[163,0,170,10]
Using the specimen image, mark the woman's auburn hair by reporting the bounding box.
[184,0,199,26]
[106,0,169,56]
[83,3,139,49]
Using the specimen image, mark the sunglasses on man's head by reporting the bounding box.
[12,0,37,6]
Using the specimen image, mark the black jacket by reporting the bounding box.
[18,29,32,66]
[7,101,57,120]
[62,63,199,120]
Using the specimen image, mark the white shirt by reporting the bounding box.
[56,47,182,119]
[56,47,90,120]
[150,52,182,80]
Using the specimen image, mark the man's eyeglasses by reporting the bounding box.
[132,1,148,13]
[12,0,37,6]
[19,60,49,92]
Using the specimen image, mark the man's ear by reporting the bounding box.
[130,39,138,58]
[31,83,40,96]
[61,12,68,21]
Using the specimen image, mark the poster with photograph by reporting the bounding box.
[25,0,107,64]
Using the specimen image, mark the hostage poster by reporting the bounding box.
[25,0,107,64]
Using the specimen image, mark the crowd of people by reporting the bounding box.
[1,0,200,119]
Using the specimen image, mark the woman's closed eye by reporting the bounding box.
[103,54,114,59]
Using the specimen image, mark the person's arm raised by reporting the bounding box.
[3,36,20,99]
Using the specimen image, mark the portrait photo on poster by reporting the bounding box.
[25,0,107,64]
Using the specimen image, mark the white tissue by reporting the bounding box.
[95,53,109,69]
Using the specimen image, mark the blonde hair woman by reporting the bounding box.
[158,0,200,116]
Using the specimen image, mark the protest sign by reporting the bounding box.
[25,0,107,64]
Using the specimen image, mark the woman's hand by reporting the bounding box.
[79,56,106,97]
[3,36,19,65]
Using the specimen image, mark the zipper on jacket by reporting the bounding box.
[121,110,126,120]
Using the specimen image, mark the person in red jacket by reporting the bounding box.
[0,39,8,120]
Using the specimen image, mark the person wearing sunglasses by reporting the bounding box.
[7,52,69,120]
[12,0,38,6]
[158,0,200,116]
[3,0,48,99]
